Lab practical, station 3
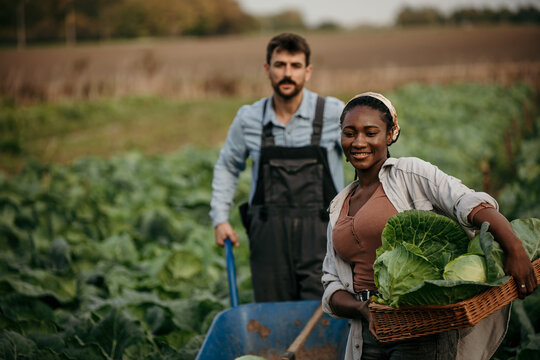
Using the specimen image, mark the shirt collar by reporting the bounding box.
[264,89,313,126]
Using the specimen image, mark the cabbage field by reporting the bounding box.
[1,83,539,359]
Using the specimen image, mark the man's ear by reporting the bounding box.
[305,64,313,82]
[264,63,270,78]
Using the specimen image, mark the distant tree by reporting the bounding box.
[0,0,258,44]
[513,6,540,23]
[101,0,257,38]
[186,0,257,36]
[396,7,444,26]
[315,21,341,31]
[17,0,26,48]
[398,5,540,27]
[62,0,76,45]
[259,10,306,32]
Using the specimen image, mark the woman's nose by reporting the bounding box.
[352,134,366,146]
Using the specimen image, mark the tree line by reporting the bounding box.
[396,6,540,27]
[1,1,539,47]
[1,0,307,47]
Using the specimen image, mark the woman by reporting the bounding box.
[321,92,537,360]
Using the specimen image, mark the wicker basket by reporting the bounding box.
[369,258,540,342]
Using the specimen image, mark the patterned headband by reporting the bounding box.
[346,91,401,144]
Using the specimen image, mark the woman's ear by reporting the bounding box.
[386,130,393,145]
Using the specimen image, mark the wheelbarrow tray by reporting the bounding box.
[196,299,349,360]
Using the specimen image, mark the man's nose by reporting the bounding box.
[284,64,293,76]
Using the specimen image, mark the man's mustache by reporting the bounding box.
[278,77,296,86]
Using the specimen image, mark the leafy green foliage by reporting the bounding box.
[0,83,538,358]
[390,83,532,194]
[493,289,540,360]
[0,147,251,359]
[374,211,538,308]
[377,210,469,269]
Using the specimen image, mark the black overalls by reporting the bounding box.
[247,96,338,302]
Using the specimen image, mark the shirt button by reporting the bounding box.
[355,344,360,349]
[345,282,350,287]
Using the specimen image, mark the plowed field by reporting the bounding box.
[1,25,539,103]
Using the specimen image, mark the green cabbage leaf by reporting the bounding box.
[374,210,539,307]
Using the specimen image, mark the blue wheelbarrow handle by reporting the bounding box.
[225,238,239,308]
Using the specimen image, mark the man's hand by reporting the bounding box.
[214,222,239,247]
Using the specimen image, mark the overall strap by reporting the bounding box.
[310,95,325,145]
[261,99,274,147]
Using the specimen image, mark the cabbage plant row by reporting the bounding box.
[0,83,539,359]
[0,148,252,359]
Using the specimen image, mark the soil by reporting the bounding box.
[2,25,539,104]
[247,319,271,339]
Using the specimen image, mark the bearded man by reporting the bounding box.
[210,33,344,302]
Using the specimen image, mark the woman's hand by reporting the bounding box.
[329,290,377,335]
[470,207,538,299]
[504,244,537,299]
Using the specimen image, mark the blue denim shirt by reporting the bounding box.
[210,89,345,227]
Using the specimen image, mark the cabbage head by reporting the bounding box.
[443,254,487,282]
[374,211,509,307]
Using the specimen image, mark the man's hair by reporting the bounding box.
[266,33,311,66]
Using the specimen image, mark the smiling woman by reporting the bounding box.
[321,91,537,360]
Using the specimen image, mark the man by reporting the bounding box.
[210,33,344,302]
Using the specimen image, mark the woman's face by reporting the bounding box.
[341,105,392,172]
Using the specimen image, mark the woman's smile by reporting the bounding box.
[350,150,373,160]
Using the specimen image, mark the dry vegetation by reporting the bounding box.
[1,25,540,104]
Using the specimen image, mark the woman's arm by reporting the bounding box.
[470,207,537,298]
[321,219,354,317]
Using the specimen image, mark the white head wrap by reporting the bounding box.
[346,92,401,144]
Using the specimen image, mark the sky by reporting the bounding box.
[236,0,540,27]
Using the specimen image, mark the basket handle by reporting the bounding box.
[225,237,239,308]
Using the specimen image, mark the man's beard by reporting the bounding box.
[273,77,303,100]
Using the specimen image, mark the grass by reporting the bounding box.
[0,96,255,174]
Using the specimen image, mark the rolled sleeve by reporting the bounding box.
[455,192,499,229]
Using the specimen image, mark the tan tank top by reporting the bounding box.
[332,183,398,292]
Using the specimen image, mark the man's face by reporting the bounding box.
[264,49,312,100]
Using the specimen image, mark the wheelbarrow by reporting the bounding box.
[196,239,349,360]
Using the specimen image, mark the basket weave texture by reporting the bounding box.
[369,258,540,342]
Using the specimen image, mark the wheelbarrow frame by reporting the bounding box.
[196,239,349,360]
